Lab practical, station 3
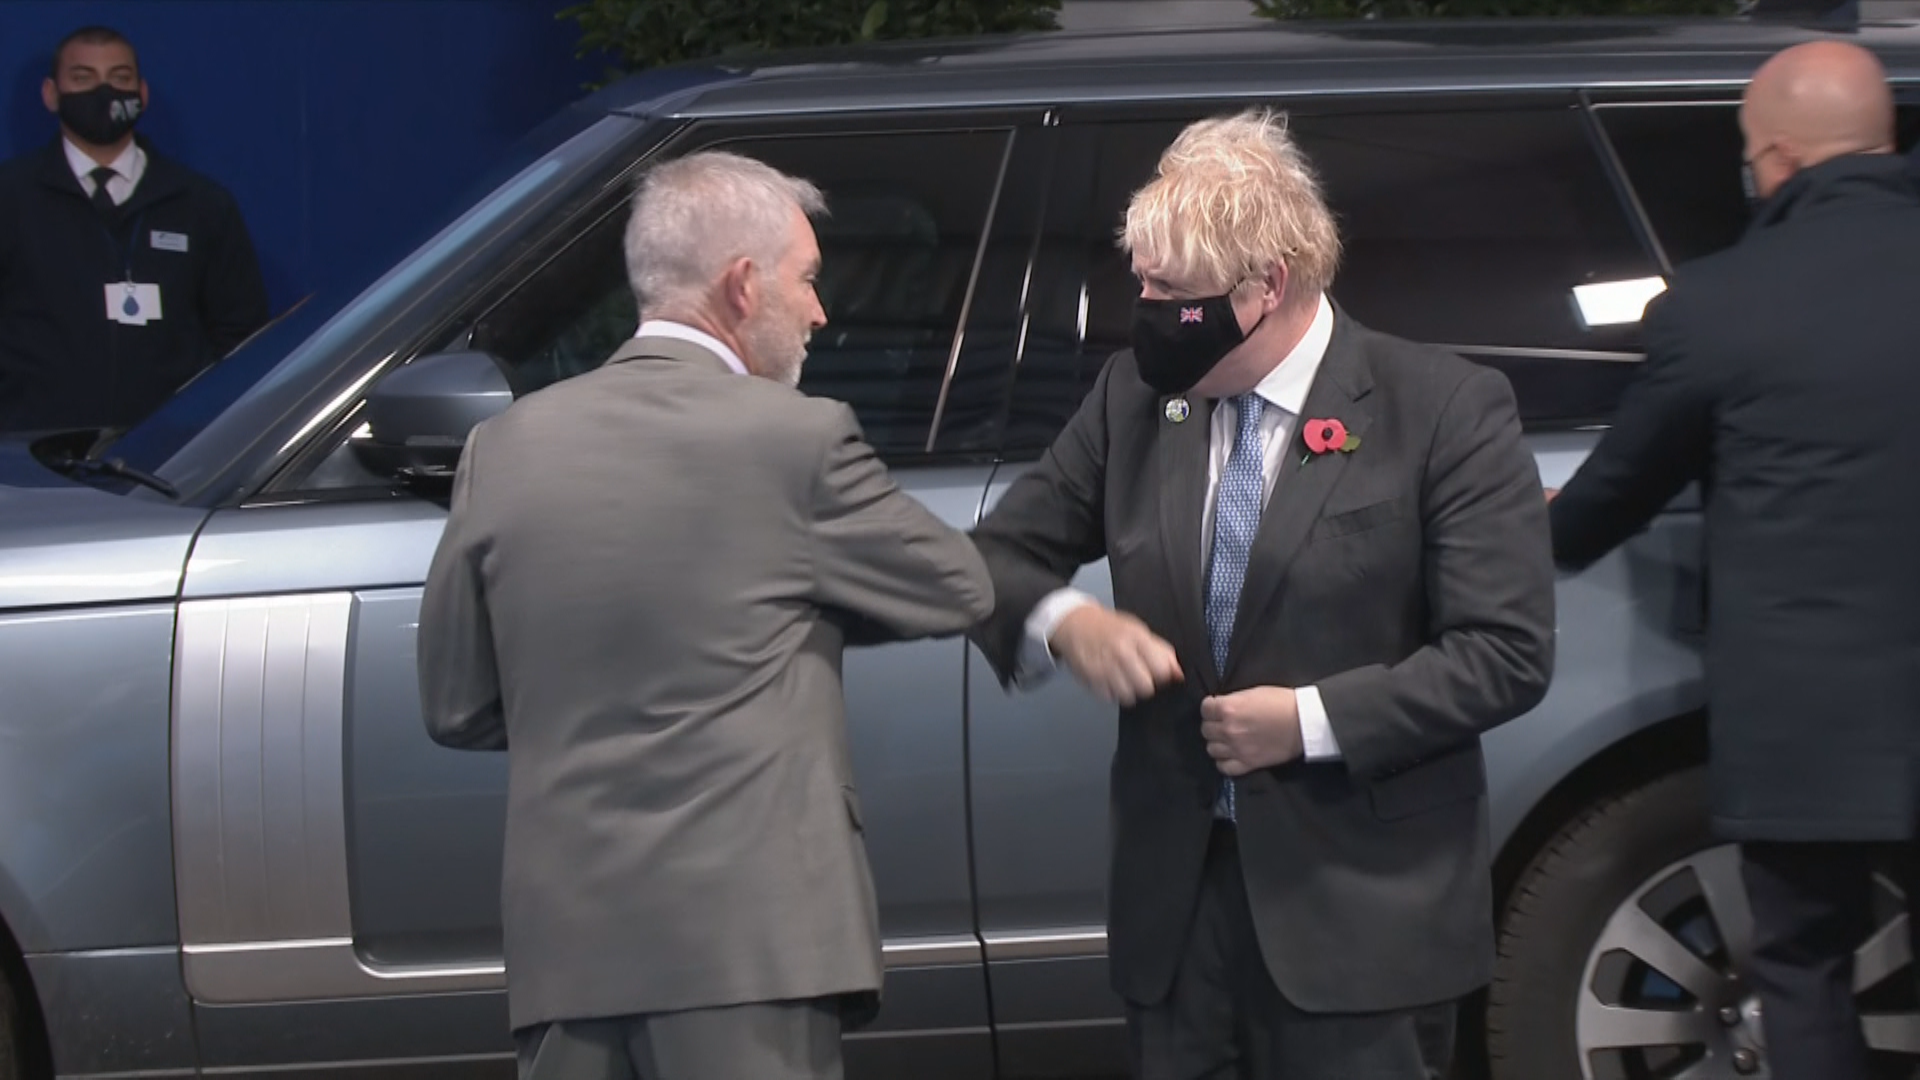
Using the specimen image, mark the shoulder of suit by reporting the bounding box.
[1095,348,1150,407]
[1344,318,1488,396]
[574,349,854,435]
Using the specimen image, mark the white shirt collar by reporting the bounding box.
[1243,292,1334,416]
[63,137,145,194]
[634,319,749,376]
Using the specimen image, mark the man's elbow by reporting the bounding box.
[949,544,996,627]
[962,571,995,627]
[1495,626,1556,722]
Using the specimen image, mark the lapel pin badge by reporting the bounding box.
[1164,397,1190,424]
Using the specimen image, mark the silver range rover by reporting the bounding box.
[5,14,1920,1080]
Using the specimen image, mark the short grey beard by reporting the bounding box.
[741,304,809,389]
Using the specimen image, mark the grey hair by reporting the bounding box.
[624,150,827,319]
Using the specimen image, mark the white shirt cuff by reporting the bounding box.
[1015,588,1097,687]
[1297,685,1342,761]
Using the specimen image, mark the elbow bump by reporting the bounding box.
[960,583,995,626]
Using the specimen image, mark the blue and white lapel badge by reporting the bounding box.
[1164,397,1191,424]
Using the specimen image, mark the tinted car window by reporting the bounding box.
[1299,107,1655,353]
[467,129,1009,461]
[1604,101,1920,269]
[999,123,1154,455]
[1004,103,1660,454]
[1600,103,1751,267]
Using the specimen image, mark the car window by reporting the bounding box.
[293,126,1011,492]
[1603,100,1920,269]
[469,128,1010,460]
[1599,103,1750,270]
[1299,107,1656,353]
[1003,102,1662,454]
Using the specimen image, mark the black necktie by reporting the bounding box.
[89,166,117,214]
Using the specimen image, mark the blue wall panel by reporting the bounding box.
[1,1,604,314]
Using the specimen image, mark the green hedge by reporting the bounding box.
[561,0,1748,81]
[560,0,1061,75]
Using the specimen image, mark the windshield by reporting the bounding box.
[104,294,344,473]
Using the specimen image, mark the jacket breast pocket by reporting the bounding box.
[1369,747,1486,821]
[1311,497,1405,542]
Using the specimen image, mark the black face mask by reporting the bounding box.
[1130,292,1249,395]
[58,85,143,148]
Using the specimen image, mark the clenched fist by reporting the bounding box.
[1200,687,1304,776]
[1049,604,1183,706]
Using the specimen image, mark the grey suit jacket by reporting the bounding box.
[418,335,993,1032]
[972,310,1554,1014]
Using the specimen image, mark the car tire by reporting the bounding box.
[1488,766,1920,1080]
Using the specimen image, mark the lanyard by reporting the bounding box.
[100,209,145,318]
[98,208,145,284]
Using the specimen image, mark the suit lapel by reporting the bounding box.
[1154,394,1217,693]
[1224,315,1375,677]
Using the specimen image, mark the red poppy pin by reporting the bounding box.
[1301,418,1360,464]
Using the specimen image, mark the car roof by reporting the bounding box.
[601,16,1920,119]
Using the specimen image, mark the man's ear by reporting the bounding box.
[721,256,759,321]
[42,77,59,116]
[1262,262,1292,313]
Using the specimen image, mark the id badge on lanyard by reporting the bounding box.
[102,211,162,326]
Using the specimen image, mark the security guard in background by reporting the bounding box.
[0,25,270,436]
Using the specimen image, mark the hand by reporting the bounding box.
[1200,687,1303,776]
[1544,486,1561,502]
[1049,604,1182,706]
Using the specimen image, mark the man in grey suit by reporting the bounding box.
[969,110,1555,1078]
[417,150,994,1080]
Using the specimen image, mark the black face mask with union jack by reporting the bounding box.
[1130,291,1246,395]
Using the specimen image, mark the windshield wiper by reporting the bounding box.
[47,453,181,500]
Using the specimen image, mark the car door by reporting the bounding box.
[962,92,1688,1078]
[167,115,1029,1078]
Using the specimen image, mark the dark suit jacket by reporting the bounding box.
[0,139,269,432]
[1551,154,1920,843]
[971,309,1555,1014]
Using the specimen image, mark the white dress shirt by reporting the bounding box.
[1019,292,1346,761]
[635,319,749,376]
[64,138,146,207]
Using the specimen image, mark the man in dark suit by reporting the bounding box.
[969,109,1556,1079]
[1549,41,1920,1080]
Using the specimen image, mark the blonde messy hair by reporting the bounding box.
[1121,108,1341,306]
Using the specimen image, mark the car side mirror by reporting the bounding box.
[353,350,513,487]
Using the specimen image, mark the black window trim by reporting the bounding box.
[1580,90,1674,282]
[925,126,1020,455]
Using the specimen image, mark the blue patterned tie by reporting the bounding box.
[1205,394,1265,821]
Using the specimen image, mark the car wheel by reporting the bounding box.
[1487,766,1920,1079]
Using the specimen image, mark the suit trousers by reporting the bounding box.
[1740,840,1920,1080]
[1126,823,1456,1080]
[514,998,844,1080]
